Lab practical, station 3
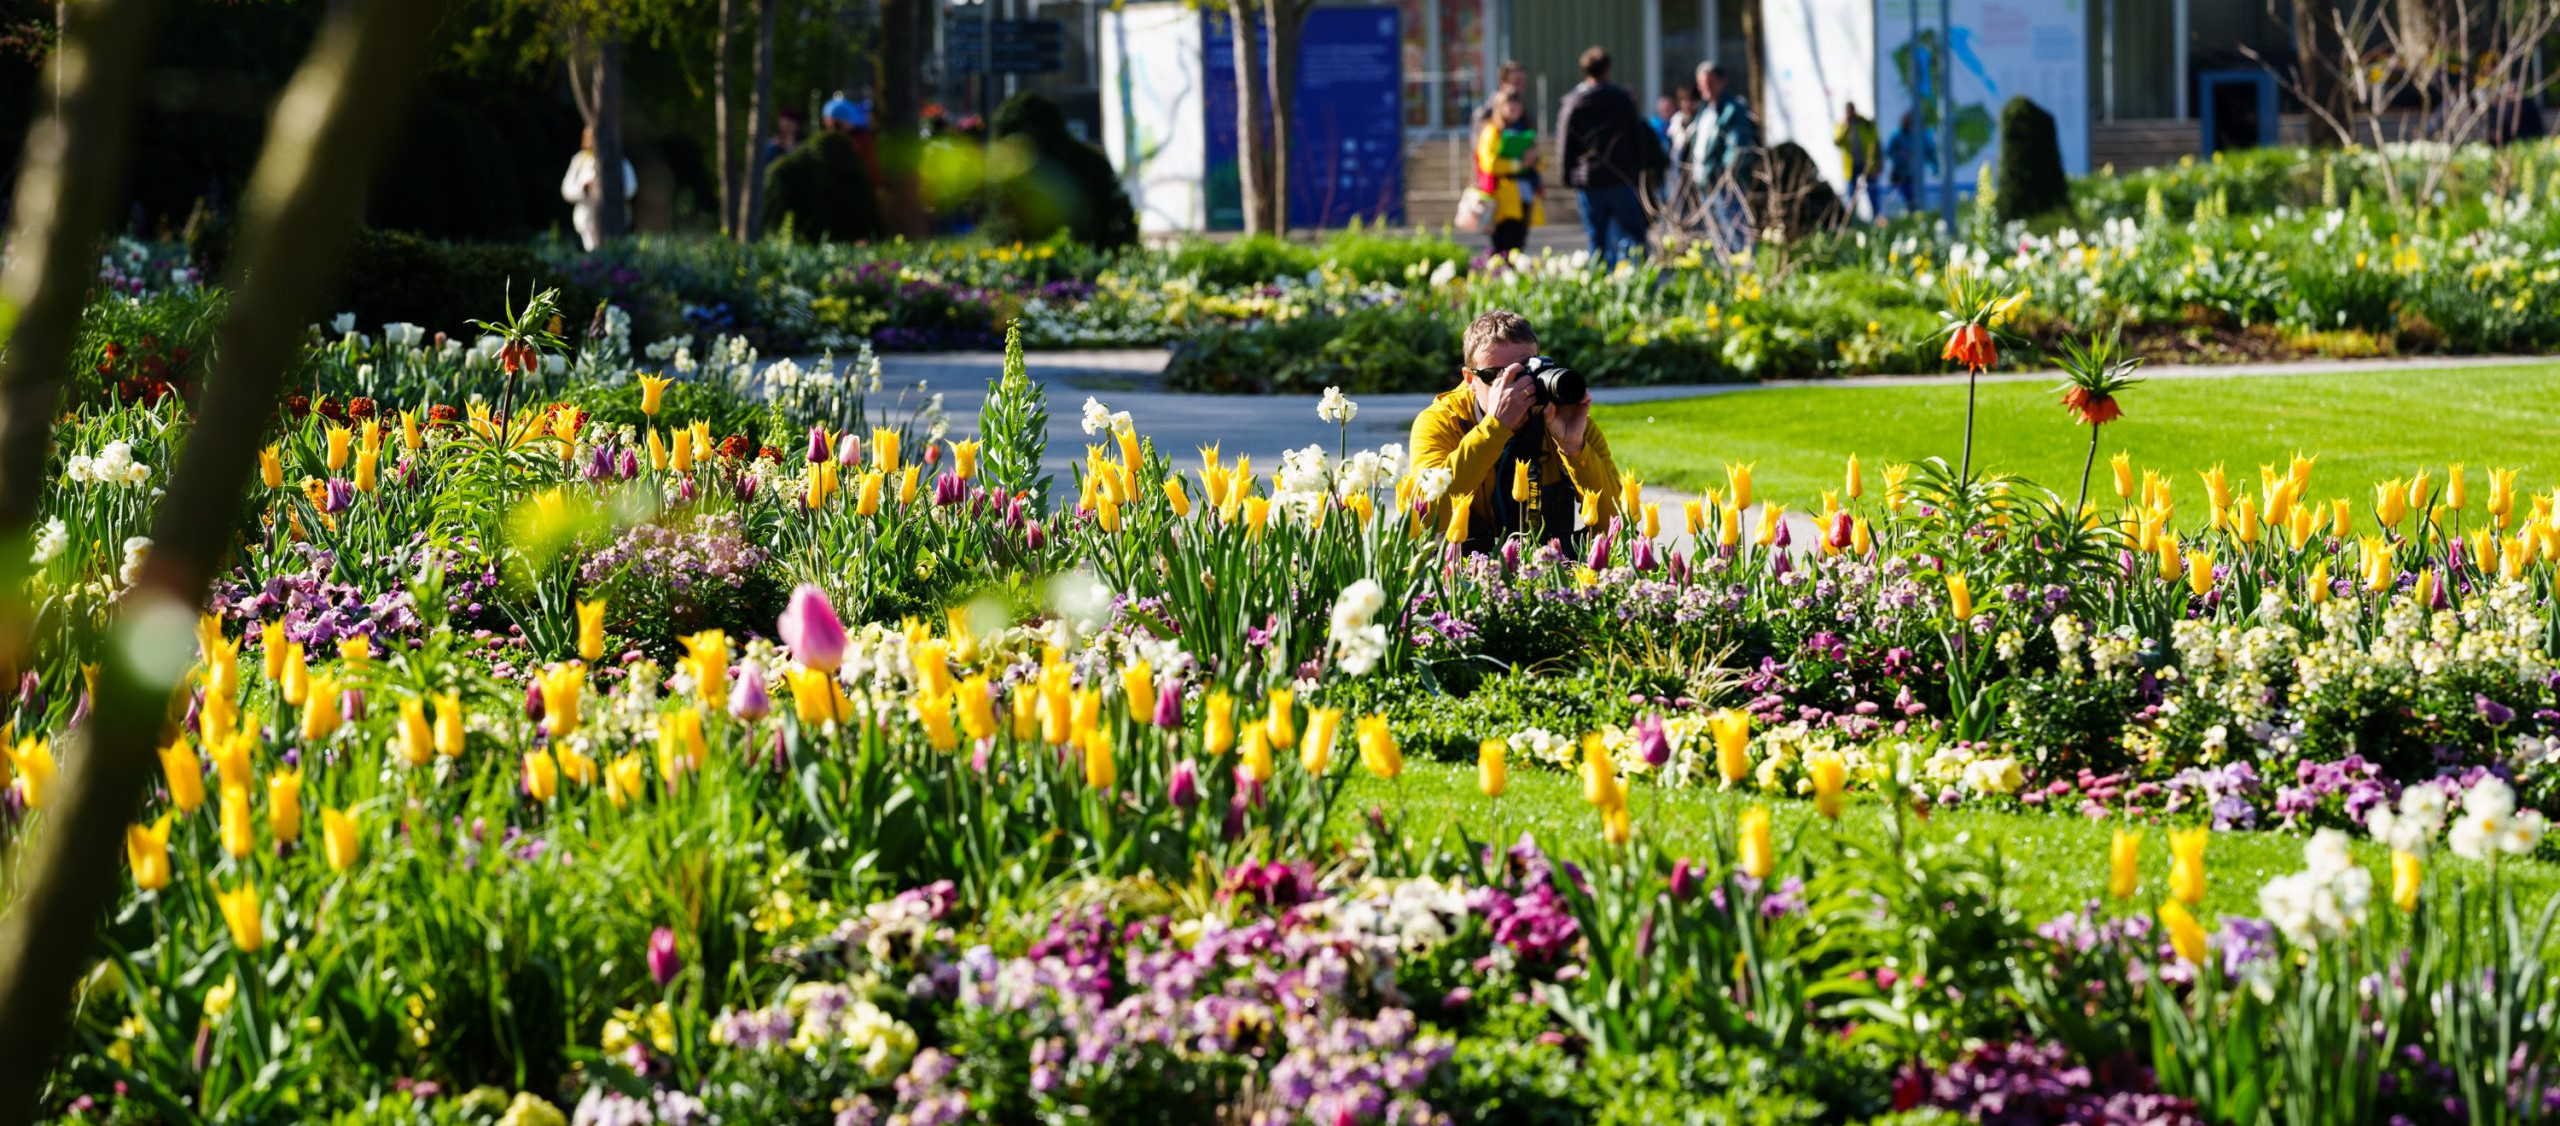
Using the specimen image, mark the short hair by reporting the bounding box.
[1462,310,1539,367]
[1696,61,1725,84]
[1579,47,1611,79]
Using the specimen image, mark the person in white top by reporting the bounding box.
[560,127,638,250]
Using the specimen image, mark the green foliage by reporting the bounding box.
[980,92,1139,250]
[1993,97,2071,222]
[1326,668,1680,764]
[760,132,883,244]
[331,228,610,339]
[977,321,1052,507]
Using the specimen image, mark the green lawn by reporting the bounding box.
[1598,362,2560,513]
[1339,760,2560,924]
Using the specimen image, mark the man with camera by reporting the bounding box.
[1411,310,1623,553]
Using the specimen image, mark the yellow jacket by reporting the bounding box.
[1475,121,1546,227]
[1409,385,1621,543]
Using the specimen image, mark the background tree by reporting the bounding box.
[0,0,448,1114]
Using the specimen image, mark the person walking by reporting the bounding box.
[1555,47,1663,269]
[1684,62,1760,254]
[560,126,638,251]
[1475,88,1544,260]
[1835,100,1882,220]
[1886,110,1932,213]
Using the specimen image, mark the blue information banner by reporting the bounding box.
[1202,6,1402,230]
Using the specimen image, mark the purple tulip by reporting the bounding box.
[17,670,43,718]
[803,426,827,463]
[321,478,357,514]
[1667,549,1690,585]
[1631,537,1657,573]
[2478,694,2516,726]
[181,688,203,735]
[729,661,771,721]
[676,476,698,505]
[778,584,847,673]
[934,473,965,506]
[617,449,641,479]
[524,678,546,722]
[835,433,863,467]
[1585,529,1614,572]
[647,926,681,987]
[1635,712,1670,769]
[1668,858,1699,901]
[1153,684,1184,729]
[1501,538,1522,575]
[1770,549,1792,577]
[1771,511,1792,548]
[341,687,365,723]
[1168,759,1202,811]
[1026,520,1048,552]
[584,445,614,481]
[735,474,760,504]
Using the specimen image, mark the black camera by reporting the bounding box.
[1520,355,1586,407]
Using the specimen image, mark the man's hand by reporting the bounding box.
[1551,392,1592,455]
[1486,364,1535,430]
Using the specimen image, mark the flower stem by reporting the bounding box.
[1959,365,1980,482]
[2076,422,2099,517]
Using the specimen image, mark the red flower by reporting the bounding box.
[1941,323,1997,371]
[2060,386,2122,426]
[427,404,462,425]
[718,435,752,461]
[284,394,313,418]
[348,397,378,420]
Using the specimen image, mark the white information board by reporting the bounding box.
[1101,3,1209,233]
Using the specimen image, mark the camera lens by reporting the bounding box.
[1524,356,1584,406]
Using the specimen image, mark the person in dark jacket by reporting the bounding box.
[1555,47,1663,268]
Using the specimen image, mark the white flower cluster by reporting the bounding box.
[119,536,151,586]
[1316,386,1358,425]
[2257,828,2372,948]
[1079,396,1131,436]
[330,312,357,335]
[2444,777,2547,861]
[30,517,66,565]
[1331,444,1406,500]
[1507,726,1574,770]
[384,321,427,349]
[1962,755,2025,797]
[2364,782,2452,856]
[1328,578,1389,677]
[65,440,151,488]
[1326,875,1471,953]
[1271,445,1333,523]
[1412,466,1453,504]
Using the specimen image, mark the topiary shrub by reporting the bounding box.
[982,92,1139,250]
[1994,96,2070,222]
[760,131,883,243]
[328,228,608,340]
[1753,142,1846,237]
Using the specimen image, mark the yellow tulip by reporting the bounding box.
[1240,725,1275,784]
[2186,550,2214,597]
[266,767,304,843]
[128,815,174,891]
[1641,502,1659,540]
[2168,827,2208,906]
[2156,540,2183,583]
[1477,739,1508,797]
[952,439,981,480]
[1301,707,1340,774]
[2392,850,2421,912]
[160,739,205,813]
[557,744,597,787]
[605,753,648,809]
[259,444,284,488]
[577,598,608,662]
[670,428,695,473]
[1082,728,1117,791]
[524,749,560,803]
[1356,715,1401,780]
[2158,900,2209,965]
[353,447,379,493]
[1945,572,1974,620]
[1710,708,1751,785]
[955,676,997,741]
[300,676,341,743]
[1582,733,1622,808]
[539,663,585,737]
[785,665,842,726]
[326,425,352,471]
[210,731,254,792]
[916,691,959,751]
[321,807,360,872]
[1120,659,1155,719]
[2375,478,2408,527]
[2412,568,2438,609]
[337,634,371,665]
[401,409,423,452]
[1511,459,1532,502]
[1204,690,1236,756]
[219,784,255,858]
[1600,802,1632,846]
[2447,464,2467,510]
[1845,454,1864,499]
[2110,451,2133,498]
[638,372,673,416]
[1755,502,1783,547]
[1618,472,1643,519]
[897,464,921,506]
[1264,688,1297,750]
[1727,462,1755,510]
[1164,475,1192,517]
[679,629,729,707]
[1738,806,1775,879]
[855,469,883,516]
[1807,750,1847,820]
[1719,503,1742,547]
[217,882,266,953]
[2109,828,2142,900]
[279,641,308,705]
[1446,492,1475,544]
[434,692,466,757]
[2489,467,2518,525]
[2198,464,2231,512]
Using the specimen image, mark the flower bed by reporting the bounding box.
[12,283,2560,1124]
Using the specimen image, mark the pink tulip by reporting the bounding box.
[778,584,847,673]
[647,926,680,987]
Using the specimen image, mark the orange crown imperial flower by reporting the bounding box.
[1942,323,1997,371]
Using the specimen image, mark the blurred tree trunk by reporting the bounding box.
[595,38,630,240]
[739,0,779,239]
[0,0,447,1117]
[877,0,926,238]
[1262,0,1317,235]
[715,0,737,238]
[1229,0,1274,235]
[0,0,166,683]
[2292,0,2352,145]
